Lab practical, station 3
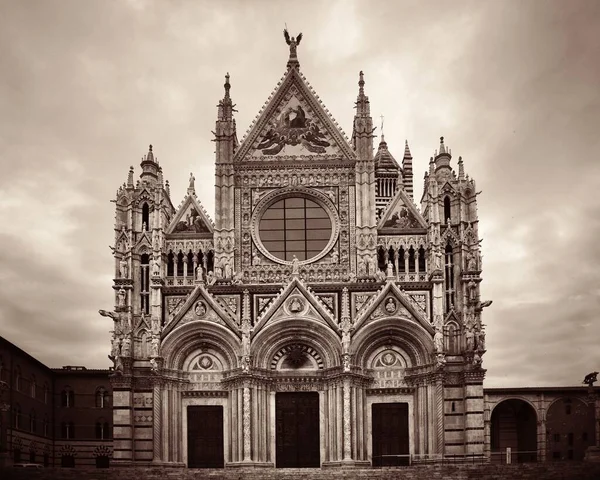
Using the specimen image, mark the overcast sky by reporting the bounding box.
[1,0,599,388]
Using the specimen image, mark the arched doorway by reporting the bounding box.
[546,397,595,461]
[491,399,537,463]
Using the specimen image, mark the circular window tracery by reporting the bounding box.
[252,188,339,265]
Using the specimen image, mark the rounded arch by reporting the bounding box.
[490,398,538,463]
[161,321,240,371]
[353,317,434,368]
[546,396,595,461]
[253,319,341,370]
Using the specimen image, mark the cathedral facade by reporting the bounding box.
[106,34,489,469]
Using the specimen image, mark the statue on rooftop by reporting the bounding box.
[283,28,302,58]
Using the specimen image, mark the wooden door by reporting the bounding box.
[276,392,320,467]
[187,405,224,468]
[372,403,409,466]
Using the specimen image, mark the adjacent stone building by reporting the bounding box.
[105,33,491,469]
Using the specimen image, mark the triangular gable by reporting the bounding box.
[377,188,427,231]
[251,277,338,338]
[161,284,239,338]
[166,193,214,235]
[352,281,434,336]
[135,231,152,251]
[235,68,355,161]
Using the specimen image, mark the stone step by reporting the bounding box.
[2,463,600,480]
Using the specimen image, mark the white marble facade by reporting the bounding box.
[107,34,488,468]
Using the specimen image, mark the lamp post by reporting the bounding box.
[0,380,9,468]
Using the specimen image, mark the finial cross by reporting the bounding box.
[380,114,384,135]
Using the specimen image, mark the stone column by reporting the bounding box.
[243,386,251,462]
[343,378,352,462]
[152,383,162,463]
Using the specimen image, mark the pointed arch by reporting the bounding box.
[443,196,451,223]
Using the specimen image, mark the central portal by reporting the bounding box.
[187,405,224,468]
[372,403,410,466]
[276,392,320,468]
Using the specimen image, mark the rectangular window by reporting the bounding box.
[554,433,560,443]
[568,433,574,446]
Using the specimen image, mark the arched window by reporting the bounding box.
[95,387,110,408]
[140,253,150,314]
[207,250,215,273]
[444,243,455,311]
[30,374,36,398]
[418,246,426,272]
[176,251,184,277]
[142,203,150,231]
[30,410,36,433]
[43,383,49,404]
[187,251,194,277]
[43,415,49,437]
[398,247,405,273]
[387,247,396,273]
[443,196,451,223]
[95,419,110,439]
[377,246,386,272]
[140,331,148,358]
[61,387,75,408]
[13,403,21,429]
[167,251,174,276]
[61,421,75,439]
[408,247,416,273]
[14,365,21,391]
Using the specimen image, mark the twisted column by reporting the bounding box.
[343,378,352,461]
[243,386,251,461]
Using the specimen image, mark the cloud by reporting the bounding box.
[0,0,599,389]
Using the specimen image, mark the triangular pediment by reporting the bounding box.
[235,68,355,161]
[352,282,434,336]
[162,284,239,338]
[166,193,214,236]
[251,277,338,338]
[378,188,427,231]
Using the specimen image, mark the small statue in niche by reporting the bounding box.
[150,336,160,357]
[467,250,478,271]
[224,263,232,278]
[121,337,132,357]
[330,250,339,264]
[119,258,129,278]
[215,265,223,278]
[434,249,443,270]
[117,287,126,308]
[434,328,444,353]
[252,250,261,266]
[232,271,243,285]
[343,354,351,372]
[472,352,482,367]
[357,259,366,276]
[110,337,121,358]
[150,357,158,372]
[196,265,204,282]
[241,319,252,357]
[206,271,216,285]
[465,328,475,351]
[475,326,485,351]
[151,316,161,335]
[152,258,160,277]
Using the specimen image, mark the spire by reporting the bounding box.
[284,28,302,70]
[140,144,159,183]
[355,71,370,117]
[434,136,452,172]
[127,166,134,188]
[217,73,234,122]
[402,140,414,199]
[458,156,465,180]
[352,71,373,159]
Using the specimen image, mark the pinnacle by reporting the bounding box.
[404,140,412,158]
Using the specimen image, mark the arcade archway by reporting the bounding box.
[491,399,537,463]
